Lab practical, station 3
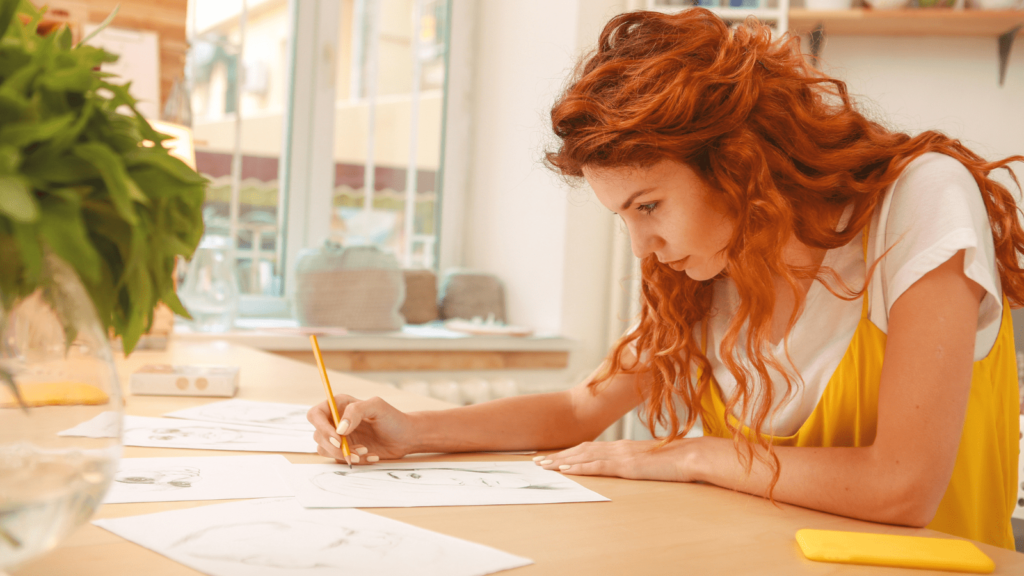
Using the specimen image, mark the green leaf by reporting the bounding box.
[0,112,71,146]
[0,61,39,97]
[0,90,28,120]
[0,45,31,77]
[54,25,70,51]
[38,85,69,115]
[0,174,36,221]
[22,154,97,183]
[76,45,118,69]
[125,175,146,203]
[0,0,20,42]
[76,4,119,48]
[124,148,206,185]
[129,166,207,204]
[161,286,190,319]
[82,240,119,325]
[37,195,101,283]
[39,273,79,353]
[96,109,143,153]
[0,143,20,172]
[97,82,166,144]
[71,141,139,224]
[37,66,94,93]
[82,198,132,253]
[10,220,39,283]
[46,98,93,152]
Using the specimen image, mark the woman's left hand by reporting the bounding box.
[534,438,699,482]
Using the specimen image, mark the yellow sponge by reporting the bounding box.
[796,529,994,574]
[0,381,110,408]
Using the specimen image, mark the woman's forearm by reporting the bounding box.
[690,436,937,527]
[408,390,605,454]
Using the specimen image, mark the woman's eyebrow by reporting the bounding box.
[620,187,656,211]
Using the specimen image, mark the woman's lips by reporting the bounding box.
[665,257,688,271]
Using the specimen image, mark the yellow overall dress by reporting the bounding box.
[698,232,1020,549]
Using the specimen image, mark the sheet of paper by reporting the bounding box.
[61,414,318,453]
[164,399,315,433]
[103,455,295,504]
[284,461,609,508]
[93,497,532,576]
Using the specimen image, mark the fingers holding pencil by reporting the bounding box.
[309,395,359,464]
[307,395,417,463]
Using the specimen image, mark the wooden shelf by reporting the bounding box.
[789,8,1024,36]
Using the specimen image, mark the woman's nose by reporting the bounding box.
[628,226,660,260]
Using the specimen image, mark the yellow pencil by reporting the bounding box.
[309,334,352,469]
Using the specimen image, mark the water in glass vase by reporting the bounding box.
[0,441,119,571]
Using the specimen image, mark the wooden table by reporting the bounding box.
[12,341,1024,575]
[173,324,575,371]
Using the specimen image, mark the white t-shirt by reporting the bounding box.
[707,153,1003,436]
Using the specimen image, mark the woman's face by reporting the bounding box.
[585,159,734,281]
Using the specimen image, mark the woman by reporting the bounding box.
[308,9,1024,548]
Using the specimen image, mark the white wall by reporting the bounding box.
[445,0,629,384]
[816,35,1024,165]
[459,0,576,338]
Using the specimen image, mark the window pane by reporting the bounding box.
[188,0,289,297]
[332,0,448,269]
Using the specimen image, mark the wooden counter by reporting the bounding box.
[12,341,1024,575]
[172,325,575,371]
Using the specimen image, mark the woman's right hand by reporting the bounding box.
[307,395,418,464]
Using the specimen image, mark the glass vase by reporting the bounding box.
[0,253,122,573]
[178,234,240,333]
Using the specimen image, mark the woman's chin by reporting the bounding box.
[683,263,723,282]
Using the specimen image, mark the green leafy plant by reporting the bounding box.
[0,0,205,360]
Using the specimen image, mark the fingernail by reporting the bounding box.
[532,455,545,462]
[367,455,379,463]
[351,453,360,463]
[559,465,571,471]
[336,419,350,435]
[329,437,341,449]
[355,446,368,455]
[540,460,553,465]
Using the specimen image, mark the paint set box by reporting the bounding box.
[130,364,240,397]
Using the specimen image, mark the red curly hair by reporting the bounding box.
[546,9,1024,492]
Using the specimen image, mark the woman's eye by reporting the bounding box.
[636,202,657,215]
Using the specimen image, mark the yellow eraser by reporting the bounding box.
[0,381,110,408]
[796,529,994,574]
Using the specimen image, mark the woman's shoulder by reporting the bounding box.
[890,152,978,201]
[876,152,984,239]
[867,150,1002,350]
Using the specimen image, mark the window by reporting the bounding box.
[184,0,450,319]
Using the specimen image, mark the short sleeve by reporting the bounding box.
[867,153,1002,360]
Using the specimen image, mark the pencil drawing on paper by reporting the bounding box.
[169,520,439,570]
[311,467,566,496]
[191,403,311,431]
[114,466,202,492]
[123,425,295,446]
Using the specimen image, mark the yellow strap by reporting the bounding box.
[702,225,873,353]
[860,226,870,320]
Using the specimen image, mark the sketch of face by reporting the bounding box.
[310,467,563,502]
[170,521,411,569]
[340,468,532,489]
[114,466,202,491]
[123,426,244,445]
[202,405,309,429]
